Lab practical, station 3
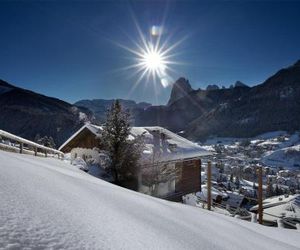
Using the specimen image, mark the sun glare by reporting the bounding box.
[141,49,165,72]
[114,20,186,94]
[143,51,163,70]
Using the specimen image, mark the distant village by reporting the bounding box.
[201,131,300,197]
[189,131,300,228]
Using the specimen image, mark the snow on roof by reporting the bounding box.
[1,150,300,249]
[58,123,103,151]
[59,123,212,162]
[130,126,212,162]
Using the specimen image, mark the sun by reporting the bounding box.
[138,42,167,76]
[142,50,165,71]
[114,21,186,92]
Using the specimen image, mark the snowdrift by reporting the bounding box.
[0,151,299,250]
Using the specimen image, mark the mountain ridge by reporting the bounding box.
[0,79,92,146]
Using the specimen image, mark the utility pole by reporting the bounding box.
[258,166,263,224]
[207,161,212,211]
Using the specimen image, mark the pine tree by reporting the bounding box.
[47,136,56,149]
[100,100,143,185]
[34,134,56,149]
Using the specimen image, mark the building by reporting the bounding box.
[59,123,211,201]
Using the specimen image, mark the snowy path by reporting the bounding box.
[0,151,299,250]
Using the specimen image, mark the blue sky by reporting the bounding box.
[0,1,300,105]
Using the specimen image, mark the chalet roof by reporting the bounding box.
[59,123,212,162]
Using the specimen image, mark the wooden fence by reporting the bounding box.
[0,129,64,159]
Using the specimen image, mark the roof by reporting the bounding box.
[250,194,300,222]
[59,123,212,162]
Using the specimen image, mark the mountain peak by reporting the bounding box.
[0,79,15,95]
[293,59,300,67]
[234,81,248,88]
[167,78,193,106]
[0,79,15,88]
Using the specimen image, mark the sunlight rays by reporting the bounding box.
[113,14,186,96]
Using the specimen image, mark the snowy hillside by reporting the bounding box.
[0,151,299,250]
[262,144,300,169]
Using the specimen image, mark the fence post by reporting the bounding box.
[45,150,47,158]
[207,161,212,211]
[258,166,263,224]
[34,147,37,156]
[19,143,23,154]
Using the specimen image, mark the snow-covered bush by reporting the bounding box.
[81,150,113,181]
[64,153,71,161]
[72,157,88,171]
[86,150,111,169]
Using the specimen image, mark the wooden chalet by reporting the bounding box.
[59,124,211,201]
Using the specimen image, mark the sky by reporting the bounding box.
[0,1,300,105]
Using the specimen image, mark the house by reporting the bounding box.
[59,123,211,201]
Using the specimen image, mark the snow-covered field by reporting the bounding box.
[0,150,300,250]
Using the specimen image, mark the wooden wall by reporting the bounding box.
[60,128,101,153]
[171,159,201,201]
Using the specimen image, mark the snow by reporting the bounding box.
[262,144,300,169]
[78,111,87,121]
[71,157,88,171]
[1,150,300,250]
[135,126,212,162]
[250,195,300,223]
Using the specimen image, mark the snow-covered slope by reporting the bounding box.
[0,151,299,250]
[262,144,300,169]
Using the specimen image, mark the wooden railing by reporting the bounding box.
[0,129,64,159]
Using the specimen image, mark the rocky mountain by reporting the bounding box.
[167,77,193,106]
[234,81,248,88]
[74,99,151,123]
[135,60,300,141]
[0,80,92,146]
